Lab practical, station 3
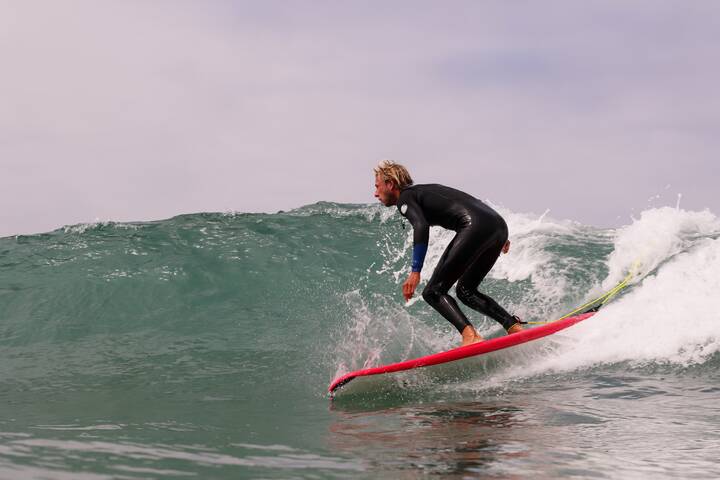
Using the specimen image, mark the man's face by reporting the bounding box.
[374,174,397,207]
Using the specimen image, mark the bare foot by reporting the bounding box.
[460,325,485,346]
[506,322,524,335]
[460,335,484,347]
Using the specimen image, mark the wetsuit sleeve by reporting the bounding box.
[398,191,429,272]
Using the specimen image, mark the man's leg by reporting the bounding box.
[455,232,521,332]
[422,230,499,345]
[421,236,472,333]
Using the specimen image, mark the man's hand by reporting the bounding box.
[403,271,421,301]
[502,240,511,254]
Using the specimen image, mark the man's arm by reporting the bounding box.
[398,192,429,300]
[400,193,429,270]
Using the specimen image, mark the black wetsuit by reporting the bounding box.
[397,183,517,332]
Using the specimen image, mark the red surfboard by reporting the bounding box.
[328,311,595,396]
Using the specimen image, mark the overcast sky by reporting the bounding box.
[2,1,718,237]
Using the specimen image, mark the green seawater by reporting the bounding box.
[1,202,719,479]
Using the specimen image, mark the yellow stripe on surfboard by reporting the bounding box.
[525,261,641,325]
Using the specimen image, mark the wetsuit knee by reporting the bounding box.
[422,284,470,332]
[422,284,442,305]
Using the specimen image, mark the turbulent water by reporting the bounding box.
[1,202,719,479]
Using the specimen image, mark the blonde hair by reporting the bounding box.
[374,160,413,189]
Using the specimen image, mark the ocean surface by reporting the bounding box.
[1,202,719,479]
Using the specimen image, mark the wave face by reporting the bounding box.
[1,202,719,478]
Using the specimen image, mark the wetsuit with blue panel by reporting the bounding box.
[398,183,518,332]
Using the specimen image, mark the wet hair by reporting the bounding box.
[374,160,413,190]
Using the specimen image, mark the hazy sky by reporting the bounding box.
[2,1,719,237]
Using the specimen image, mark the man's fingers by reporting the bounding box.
[402,282,414,301]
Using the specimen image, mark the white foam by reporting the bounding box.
[458,237,720,393]
[549,237,720,369]
[473,208,720,383]
[492,208,581,291]
[62,220,140,234]
[604,206,719,289]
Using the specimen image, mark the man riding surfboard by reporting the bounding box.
[373,160,523,346]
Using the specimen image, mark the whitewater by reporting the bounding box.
[0,202,718,478]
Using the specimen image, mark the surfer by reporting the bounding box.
[373,160,523,346]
